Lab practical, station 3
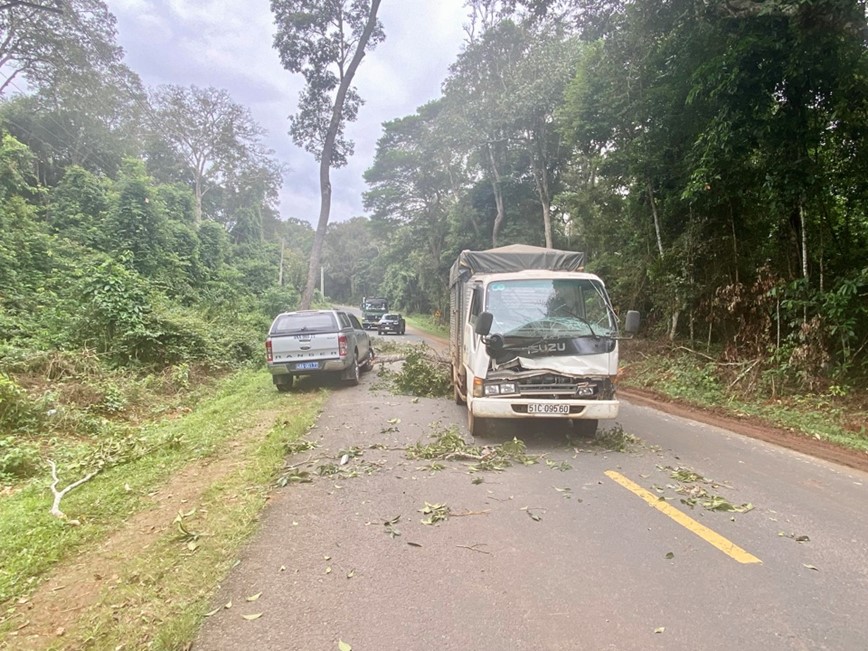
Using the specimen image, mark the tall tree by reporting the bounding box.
[271,0,384,309]
[442,19,546,246]
[0,0,122,96]
[364,101,454,269]
[146,85,275,225]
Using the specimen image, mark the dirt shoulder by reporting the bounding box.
[620,387,868,474]
[3,407,284,650]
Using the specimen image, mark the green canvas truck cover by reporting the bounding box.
[449,244,585,287]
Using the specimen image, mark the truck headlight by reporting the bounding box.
[576,386,595,397]
[483,382,517,396]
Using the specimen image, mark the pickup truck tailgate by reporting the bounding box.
[267,312,343,369]
[270,332,340,363]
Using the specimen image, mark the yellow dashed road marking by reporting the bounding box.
[605,470,762,565]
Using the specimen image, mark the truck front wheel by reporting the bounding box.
[570,419,598,437]
[467,408,488,437]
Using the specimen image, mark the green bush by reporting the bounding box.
[0,435,40,479]
[0,373,43,435]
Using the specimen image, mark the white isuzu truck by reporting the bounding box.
[449,244,639,436]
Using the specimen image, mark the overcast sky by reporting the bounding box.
[108,0,469,226]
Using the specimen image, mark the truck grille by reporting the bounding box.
[515,376,614,400]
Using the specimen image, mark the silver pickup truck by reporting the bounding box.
[265,309,374,392]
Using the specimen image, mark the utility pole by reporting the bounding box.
[278,238,285,286]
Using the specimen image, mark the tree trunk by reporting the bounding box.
[646,181,664,258]
[729,202,739,285]
[531,161,553,248]
[299,0,382,309]
[489,144,506,247]
[193,176,203,225]
[531,128,553,248]
[278,237,285,286]
[799,197,808,280]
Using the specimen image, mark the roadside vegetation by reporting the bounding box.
[1,0,866,645]
[620,341,868,453]
[0,371,325,646]
[404,314,448,340]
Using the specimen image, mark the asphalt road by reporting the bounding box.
[194,327,868,651]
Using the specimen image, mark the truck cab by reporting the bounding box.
[360,297,389,329]
[449,245,639,437]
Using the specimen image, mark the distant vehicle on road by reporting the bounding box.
[360,297,389,329]
[265,309,374,392]
[377,313,406,335]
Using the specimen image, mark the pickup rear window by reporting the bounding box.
[271,312,337,334]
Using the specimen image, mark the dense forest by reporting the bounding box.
[1,1,867,480]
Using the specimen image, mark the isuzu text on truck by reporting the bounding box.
[449,244,639,436]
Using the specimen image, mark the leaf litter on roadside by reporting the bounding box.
[522,506,545,522]
[573,424,640,453]
[383,514,401,538]
[419,502,450,525]
[406,425,538,473]
[779,532,811,543]
[656,464,754,514]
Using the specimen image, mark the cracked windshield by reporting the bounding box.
[487,278,614,338]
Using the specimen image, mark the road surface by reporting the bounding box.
[194,326,868,651]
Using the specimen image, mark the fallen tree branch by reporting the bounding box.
[676,345,746,366]
[451,509,491,517]
[456,543,491,554]
[376,350,450,367]
[444,451,490,461]
[728,357,762,390]
[48,460,100,523]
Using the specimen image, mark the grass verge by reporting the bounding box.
[405,314,448,340]
[620,347,868,452]
[0,369,326,648]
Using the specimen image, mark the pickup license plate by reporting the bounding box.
[295,361,319,370]
[527,403,570,415]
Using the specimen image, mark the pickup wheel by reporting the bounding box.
[275,376,294,393]
[361,349,374,372]
[345,355,361,386]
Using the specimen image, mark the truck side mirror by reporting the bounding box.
[475,311,493,336]
[625,310,640,335]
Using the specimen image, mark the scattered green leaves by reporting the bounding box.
[419,502,450,525]
[383,514,401,538]
[546,459,572,472]
[668,466,707,483]
[779,532,810,543]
